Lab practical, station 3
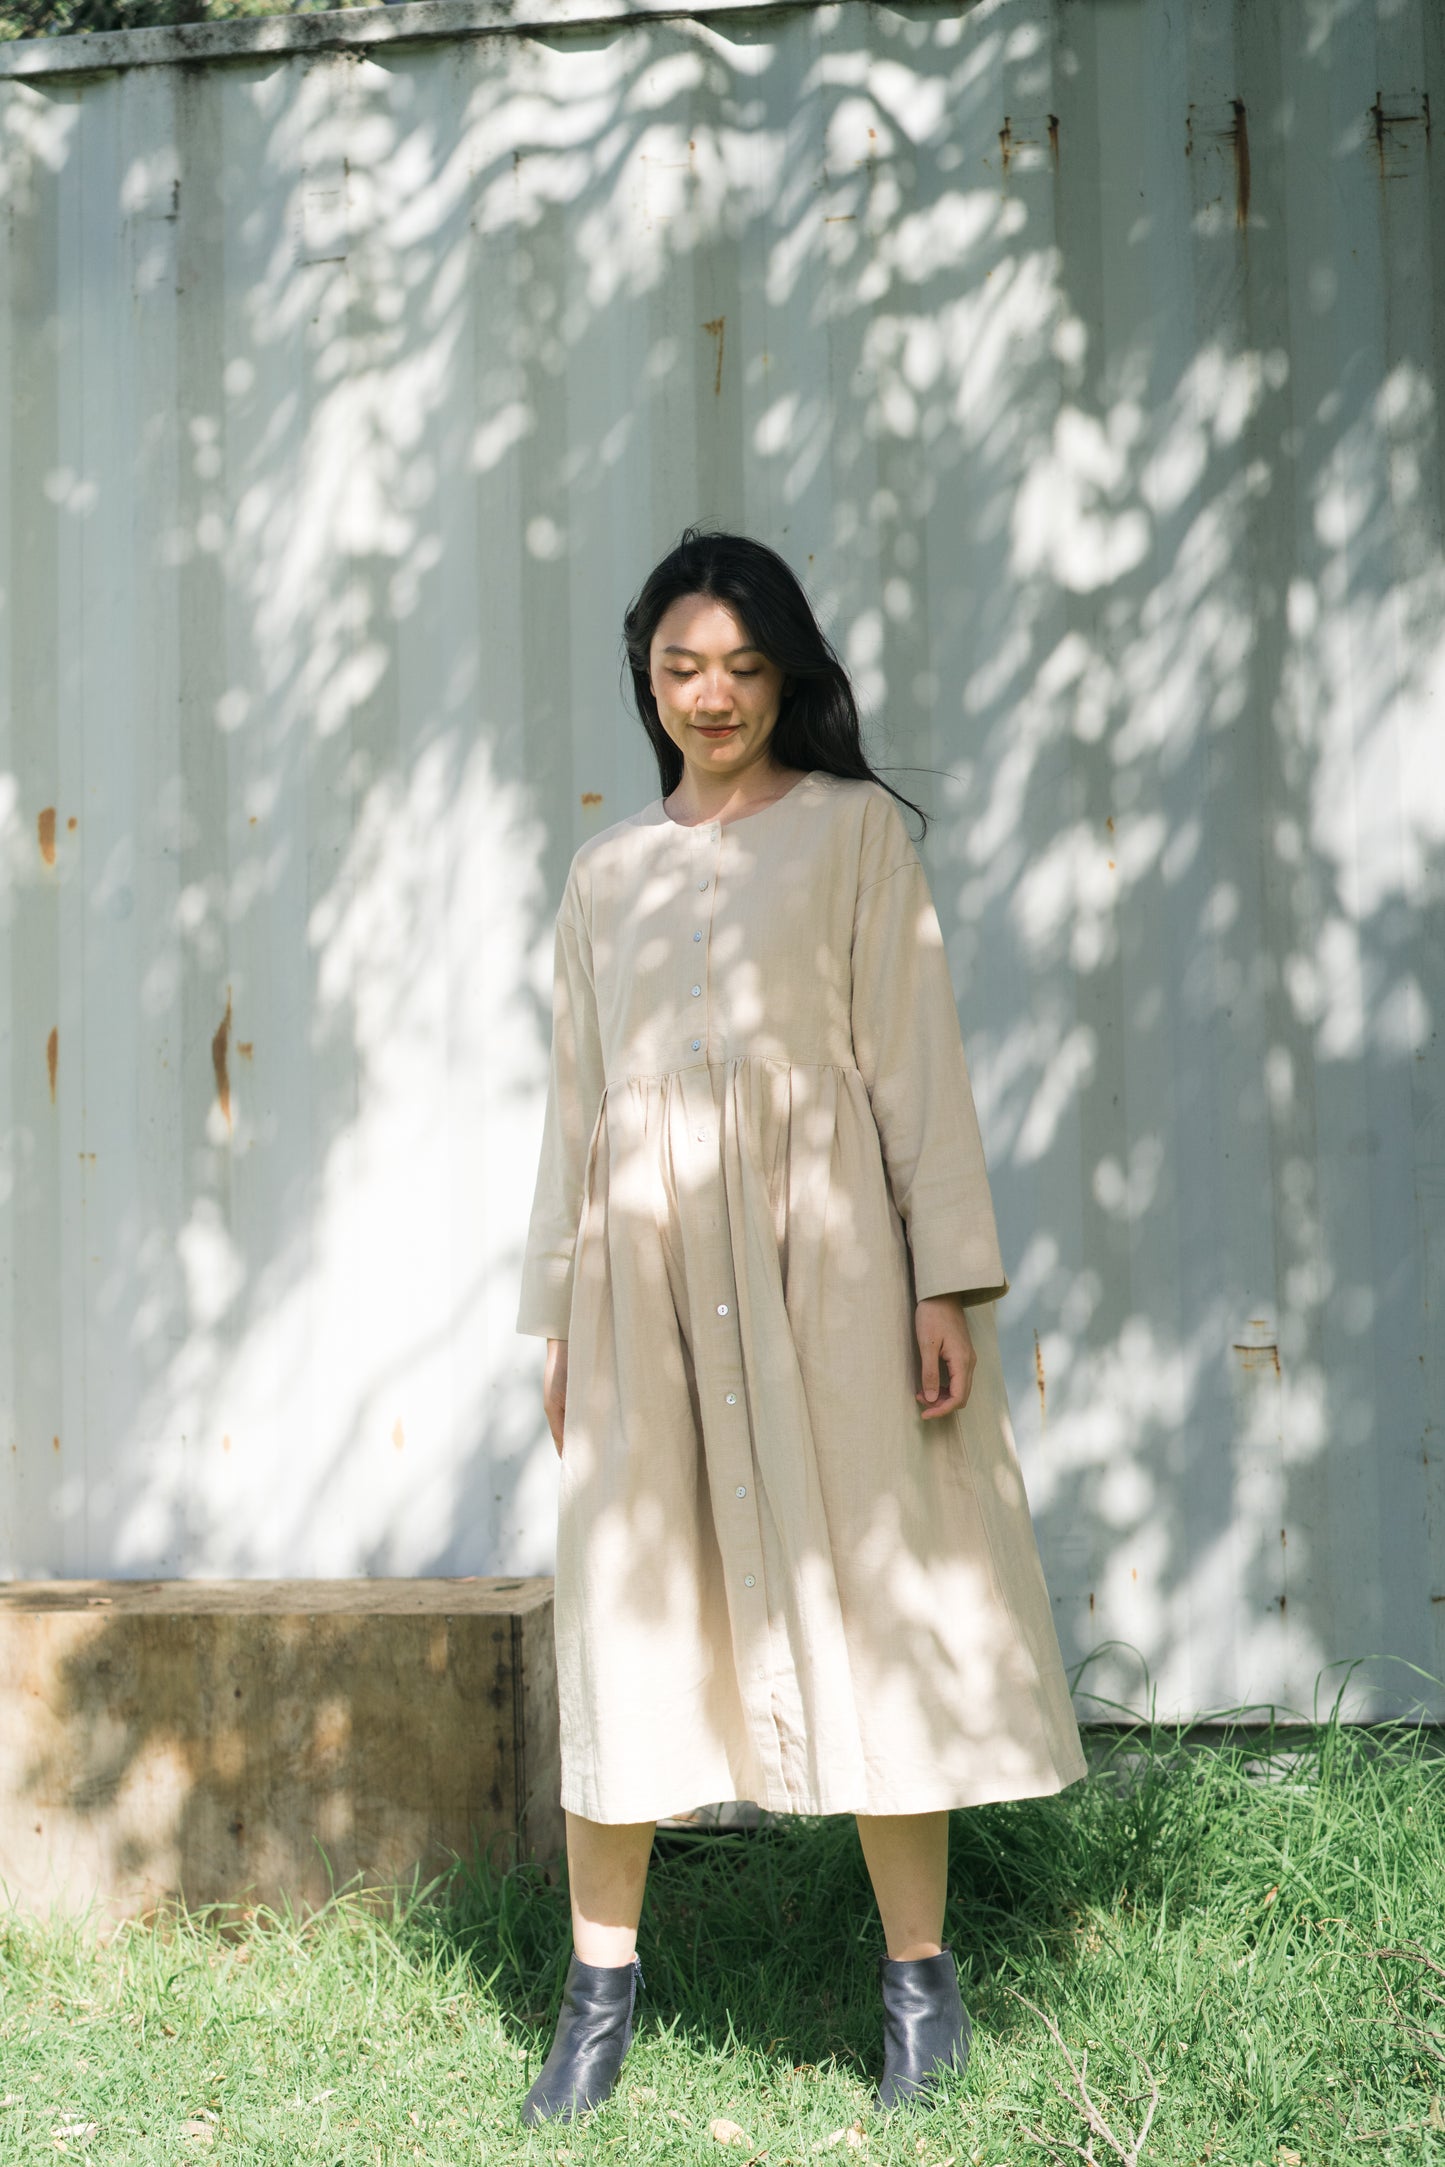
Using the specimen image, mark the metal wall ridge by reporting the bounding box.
[0,0,851,82]
[1,0,1441,1726]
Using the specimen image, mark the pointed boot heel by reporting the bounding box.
[873,1946,972,2110]
[520,1950,644,2125]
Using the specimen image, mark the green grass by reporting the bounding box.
[2,1707,1442,2165]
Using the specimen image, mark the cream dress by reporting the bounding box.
[517,769,1087,1821]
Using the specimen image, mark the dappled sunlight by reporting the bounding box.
[0,0,1439,1764]
[104,736,550,1577]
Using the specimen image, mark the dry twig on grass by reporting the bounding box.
[1004,1989,1161,2167]
[1367,1942,1445,2066]
[1367,1943,1445,1980]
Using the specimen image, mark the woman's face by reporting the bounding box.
[648,593,787,782]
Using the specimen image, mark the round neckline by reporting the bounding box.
[653,769,816,831]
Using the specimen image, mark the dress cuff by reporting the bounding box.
[515,1256,574,1340]
[908,1220,1009,1309]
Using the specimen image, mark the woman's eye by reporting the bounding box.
[668,670,696,682]
[733,669,758,679]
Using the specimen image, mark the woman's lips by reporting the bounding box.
[694,724,739,737]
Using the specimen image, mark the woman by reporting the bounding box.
[515,530,1086,2123]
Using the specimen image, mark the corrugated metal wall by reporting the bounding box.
[1,0,1441,1723]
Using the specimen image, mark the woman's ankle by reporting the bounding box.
[572,1937,639,1967]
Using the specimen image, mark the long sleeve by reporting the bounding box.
[850,813,1009,1308]
[515,898,607,1339]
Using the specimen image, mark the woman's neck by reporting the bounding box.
[664,758,809,827]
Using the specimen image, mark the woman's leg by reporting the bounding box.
[565,1809,656,1964]
[854,1810,949,1959]
[857,1811,970,2109]
[520,1811,654,2123]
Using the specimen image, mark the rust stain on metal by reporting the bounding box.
[703,316,726,397]
[46,1026,57,1103]
[223,1434,232,1454]
[52,1435,60,1454]
[67,815,77,831]
[212,988,232,1129]
[1230,99,1250,226]
[38,807,56,865]
[1088,1591,1095,1613]
[580,792,603,809]
[237,1040,253,1059]
[1233,1340,1281,1374]
[998,115,1013,180]
[1033,1329,1046,1424]
[1371,91,1431,179]
[1048,113,1059,170]
[392,1418,406,1453]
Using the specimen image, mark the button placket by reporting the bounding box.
[670,823,774,1728]
[712,1287,765,1596]
[683,1195,764,1597]
[684,823,721,1067]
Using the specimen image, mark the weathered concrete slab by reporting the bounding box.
[0,1577,562,1923]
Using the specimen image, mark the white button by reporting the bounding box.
[691,1038,701,1051]
[698,879,707,890]
[744,1574,755,1587]
[691,984,701,997]
[736,1483,747,1496]
[693,930,702,941]
[726,1393,737,1405]
[717,1302,729,1316]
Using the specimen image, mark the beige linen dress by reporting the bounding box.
[516,769,1087,1822]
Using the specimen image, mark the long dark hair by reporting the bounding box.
[621,528,928,839]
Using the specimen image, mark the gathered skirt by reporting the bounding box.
[552,1052,1088,1823]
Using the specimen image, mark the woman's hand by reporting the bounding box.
[544,1337,569,1456]
[914,1294,976,1419]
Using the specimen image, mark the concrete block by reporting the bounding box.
[0,1577,562,1923]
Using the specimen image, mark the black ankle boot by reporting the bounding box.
[519,1950,644,2124]
[873,1946,972,2109]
